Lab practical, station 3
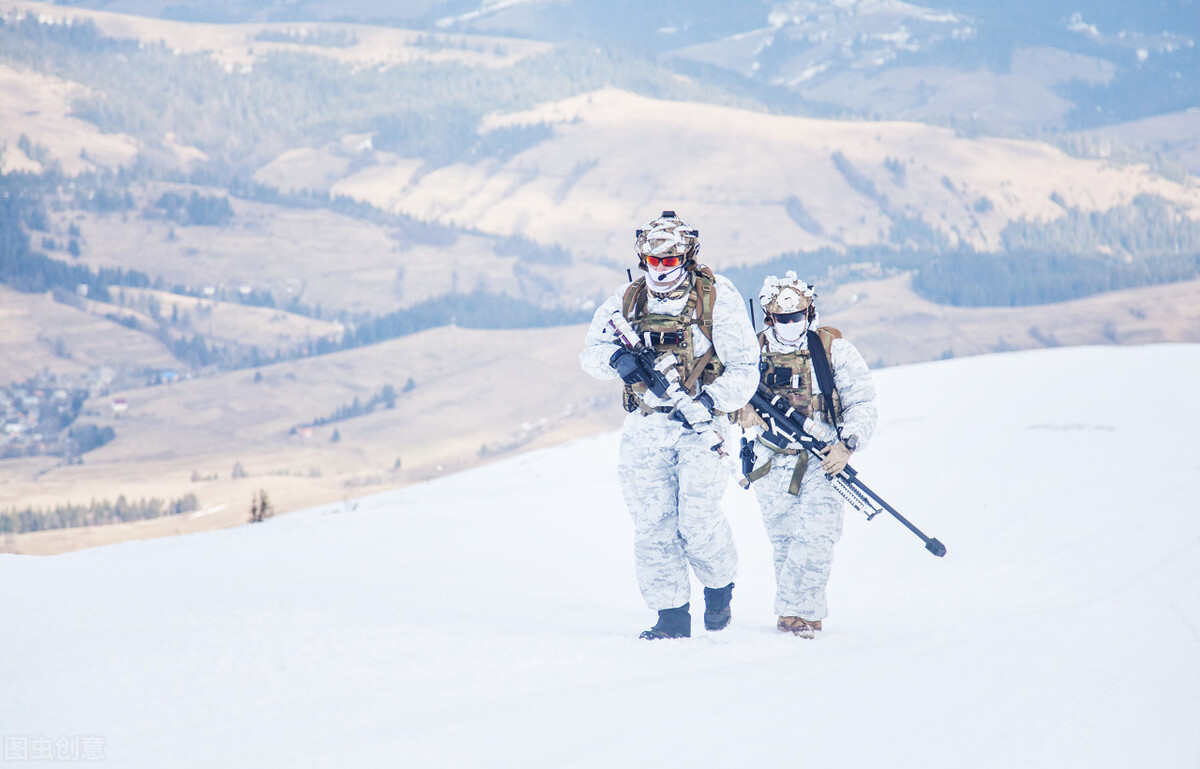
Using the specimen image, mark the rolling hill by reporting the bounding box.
[328,87,1200,262]
[6,274,1200,555]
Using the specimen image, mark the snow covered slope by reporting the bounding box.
[2,345,1198,768]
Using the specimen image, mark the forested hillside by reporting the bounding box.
[3,4,1199,346]
[4,3,1198,325]
[0,11,763,177]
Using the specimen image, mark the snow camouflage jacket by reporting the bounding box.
[743,324,878,452]
[580,269,759,415]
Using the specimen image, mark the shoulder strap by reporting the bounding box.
[807,327,842,434]
[691,266,717,342]
[621,278,647,320]
[682,346,716,393]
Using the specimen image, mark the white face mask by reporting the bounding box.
[773,317,808,344]
[647,263,686,292]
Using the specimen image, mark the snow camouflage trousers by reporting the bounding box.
[617,412,738,611]
[752,451,844,620]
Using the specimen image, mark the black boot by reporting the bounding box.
[703,583,734,631]
[639,603,691,640]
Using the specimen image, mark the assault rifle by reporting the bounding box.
[607,311,749,489]
[748,386,946,557]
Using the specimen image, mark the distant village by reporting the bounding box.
[1,366,182,461]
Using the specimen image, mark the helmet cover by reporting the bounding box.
[759,271,815,316]
[635,210,699,268]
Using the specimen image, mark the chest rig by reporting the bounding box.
[757,327,844,429]
[620,267,724,413]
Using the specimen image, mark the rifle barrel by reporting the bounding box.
[748,391,946,557]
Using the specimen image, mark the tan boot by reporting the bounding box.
[777,616,822,639]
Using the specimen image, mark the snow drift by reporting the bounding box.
[2,344,1198,768]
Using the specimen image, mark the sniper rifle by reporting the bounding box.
[748,386,946,557]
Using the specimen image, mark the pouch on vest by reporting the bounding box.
[619,270,724,412]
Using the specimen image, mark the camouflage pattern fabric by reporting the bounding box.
[753,331,878,621]
[617,413,738,609]
[752,452,844,619]
[580,273,758,412]
[760,333,878,452]
[581,270,758,611]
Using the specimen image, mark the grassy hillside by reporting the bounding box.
[1,322,620,552]
[0,0,765,174]
[340,88,1200,263]
[3,2,1197,279]
[7,274,1200,554]
[0,284,178,374]
[48,180,611,317]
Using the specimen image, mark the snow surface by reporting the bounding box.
[3,344,1199,768]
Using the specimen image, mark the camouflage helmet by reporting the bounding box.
[635,210,700,271]
[759,271,815,322]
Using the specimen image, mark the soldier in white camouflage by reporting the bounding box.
[736,272,878,638]
[580,211,759,639]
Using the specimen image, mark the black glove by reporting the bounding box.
[609,348,644,385]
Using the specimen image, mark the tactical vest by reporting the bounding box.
[757,327,844,429]
[620,266,725,414]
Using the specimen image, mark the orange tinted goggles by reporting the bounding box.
[646,255,683,268]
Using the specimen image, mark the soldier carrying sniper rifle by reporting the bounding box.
[734,272,945,640]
